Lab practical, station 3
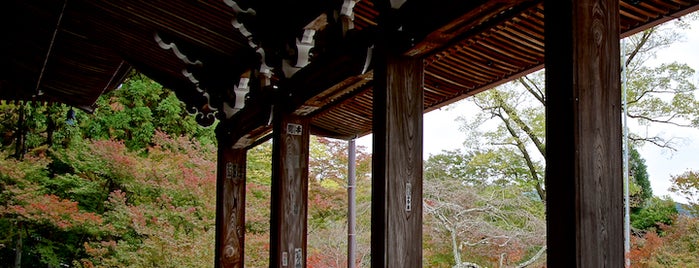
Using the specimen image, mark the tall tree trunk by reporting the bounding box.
[14,102,26,160]
[46,104,56,148]
[450,227,461,266]
[14,224,23,268]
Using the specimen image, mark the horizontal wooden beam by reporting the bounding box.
[216,35,372,146]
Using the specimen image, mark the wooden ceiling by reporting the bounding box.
[3,0,699,140]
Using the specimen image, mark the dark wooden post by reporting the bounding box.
[371,52,424,267]
[270,111,309,268]
[544,0,624,266]
[215,127,247,268]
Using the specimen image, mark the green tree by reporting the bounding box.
[242,140,272,267]
[241,137,374,267]
[307,137,372,267]
[82,72,215,150]
[457,18,698,202]
[0,101,78,158]
[0,149,108,267]
[428,16,698,267]
[1,72,215,155]
[669,170,699,216]
[0,130,219,267]
[630,196,678,232]
[629,145,653,209]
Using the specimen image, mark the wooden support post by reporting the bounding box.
[371,52,424,267]
[215,127,247,268]
[544,0,624,266]
[270,112,309,268]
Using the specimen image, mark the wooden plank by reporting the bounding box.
[270,112,310,268]
[405,0,539,57]
[371,52,424,267]
[544,0,623,267]
[215,136,247,268]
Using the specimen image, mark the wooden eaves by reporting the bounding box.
[3,0,697,142]
[3,0,699,267]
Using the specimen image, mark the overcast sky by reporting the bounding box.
[635,15,699,202]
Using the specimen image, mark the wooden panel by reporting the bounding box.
[371,53,423,267]
[270,113,310,268]
[544,0,623,267]
[215,140,247,268]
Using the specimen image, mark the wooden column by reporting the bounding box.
[544,0,623,267]
[371,53,424,267]
[215,129,247,268]
[270,112,309,268]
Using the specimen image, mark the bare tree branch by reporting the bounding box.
[627,114,694,127]
[492,90,546,157]
[518,76,544,105]
[516,245,547,268]
[625,28,653,67]
[627,89,685,105]
[454,262,483,268]
[629,135,678,151]
[494,112,546,200]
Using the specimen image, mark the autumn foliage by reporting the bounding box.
[3,69,699,267]
[629,216,699,267]
[0,133,217,267]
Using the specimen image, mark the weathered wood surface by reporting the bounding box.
[405,0,539,57]
[544,0,624,266]
[215,142,247,268]
[371,53,424,268]
[270,113,310,268]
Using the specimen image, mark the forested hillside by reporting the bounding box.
[3,19,699,266]
[0,72,376,267]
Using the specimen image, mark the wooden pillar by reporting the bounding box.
[371,52,424,267]
[270,111,309,268]
[544,0,623,267]
[215,129,247,268]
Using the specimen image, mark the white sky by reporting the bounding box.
[635,15,699,202]
[357,13,699,203]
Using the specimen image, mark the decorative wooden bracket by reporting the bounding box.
[340,0,358,36]
[222,74,251,119]
[154,33,203,66]
[295,29,316,68]
[389,0,407,9]
[224,0,274,89]
[155,32,222,126]
[283,29,317,78]
[282,15,327,78]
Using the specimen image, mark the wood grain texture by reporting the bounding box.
[270,113,310,268]
[372,53,424,268]
[215,144,246,268]
[544,0,624,266]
